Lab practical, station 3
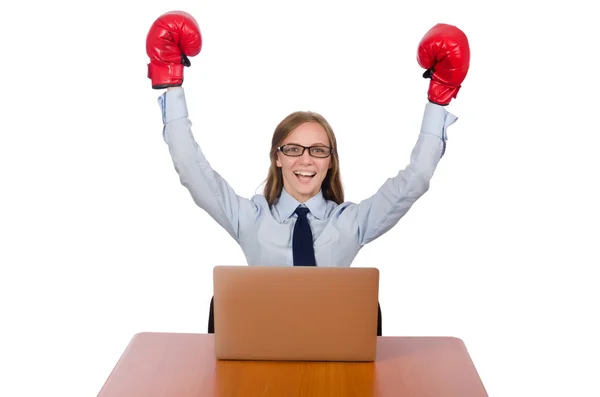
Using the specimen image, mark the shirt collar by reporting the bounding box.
[275,187,327,221]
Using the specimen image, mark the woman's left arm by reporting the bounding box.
[353,102,458,246]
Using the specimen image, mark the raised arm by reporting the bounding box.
[147,11,260,241]
[351,23,469,246]
[159,88,261,241]
[352,103,457,246]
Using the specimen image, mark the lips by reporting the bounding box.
[294,171,316,177]
[294,171,316,183]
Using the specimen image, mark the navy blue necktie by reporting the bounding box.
[293,206,316,266]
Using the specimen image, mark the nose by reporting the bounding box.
[300,149,315,163]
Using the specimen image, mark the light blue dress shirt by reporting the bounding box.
[158,87,457,267]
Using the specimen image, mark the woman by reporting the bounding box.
[148,11,470,334]
[159,90,458,268]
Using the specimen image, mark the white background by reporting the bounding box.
[1,1,599,396]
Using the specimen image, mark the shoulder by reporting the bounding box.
[249,193,269,205]
[327,199,358,217]
[247,193,271,213]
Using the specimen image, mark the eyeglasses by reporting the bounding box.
[277,144,333,158]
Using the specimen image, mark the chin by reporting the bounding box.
[298,182,322,196]
[284,173,323,199]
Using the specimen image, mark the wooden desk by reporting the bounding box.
[97,332,487,397]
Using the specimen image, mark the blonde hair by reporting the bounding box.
[263,111,344,206]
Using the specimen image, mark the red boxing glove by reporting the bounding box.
[417,23,470,106]
[146,11,202,89]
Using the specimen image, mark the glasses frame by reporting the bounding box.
[277,144,333,158]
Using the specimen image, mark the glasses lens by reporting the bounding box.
[309,147,331,158]
[282,145,303,156]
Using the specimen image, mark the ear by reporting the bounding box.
[276,154,282,168]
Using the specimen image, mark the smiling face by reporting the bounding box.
[263,111,344,207]
[275,121,332,203]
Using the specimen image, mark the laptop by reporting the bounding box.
[212,265,380,362]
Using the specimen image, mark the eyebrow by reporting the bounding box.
[285,142,329,146]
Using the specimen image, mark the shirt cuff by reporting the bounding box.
[420,102,458,157]
[421,102,458,141]
[157,87,189,125]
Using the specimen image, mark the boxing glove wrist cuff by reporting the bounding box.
[428,80,461,106]
[148,62,185,89]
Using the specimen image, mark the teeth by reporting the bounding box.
[294,171,316,176]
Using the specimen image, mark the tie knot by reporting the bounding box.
[294,206,310,218]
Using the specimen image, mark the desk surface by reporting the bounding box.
[97,332,487,397]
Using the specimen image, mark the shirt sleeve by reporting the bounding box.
[354,102,458,246]
[158,87,261,241]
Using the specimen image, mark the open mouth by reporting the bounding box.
[294,171,316,183]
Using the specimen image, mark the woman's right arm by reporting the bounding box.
[158,87,262,241]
